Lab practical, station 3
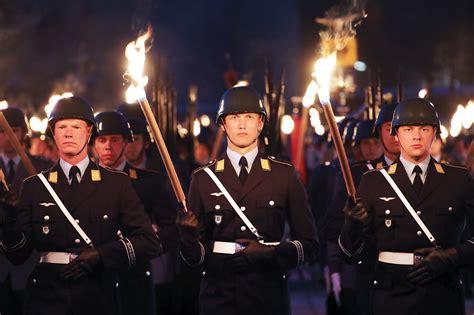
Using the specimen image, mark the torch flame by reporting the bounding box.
[125,25,153,103]
[302,80,319,108]
[312,52,337,105]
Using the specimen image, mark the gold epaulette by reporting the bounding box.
[387,163,397,175]
[129,168,138,179]
[268,156,292,167]
[193,159,217,174]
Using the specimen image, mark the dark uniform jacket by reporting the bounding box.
[339,158,474,315]
[0,154,52,314]
[187,152,319,315]
[119,163,178,315]
[2,161,161,315]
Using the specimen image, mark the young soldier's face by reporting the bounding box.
[53,119,91,158]
[94,134,127,168]
[124,134,148,164]
[395,125,435,162]
[222,113,263,152]
[0,127,24,154]
[380,122,400,155]
[358,138,383,161]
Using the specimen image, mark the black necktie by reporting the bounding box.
[412,165,423,195]
[239,156,248,184]
[69,166,80,191]
[6,159,15,184]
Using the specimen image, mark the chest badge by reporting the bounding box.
[214,214,223,225]
[379,197,396,202]
[385,219,392,228]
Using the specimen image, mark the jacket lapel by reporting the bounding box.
[416,158,443,205]
[71,162,100,209]
[391,160,419,206]
[214,154,241,200]
[238,153,267,202]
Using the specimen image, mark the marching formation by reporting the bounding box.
[0,86,473,315]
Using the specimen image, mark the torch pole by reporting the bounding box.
[294,105,309,175]
[0,112,37,176]
[321,102,356,198]
[124,74,188,213]
[210,129,224,161]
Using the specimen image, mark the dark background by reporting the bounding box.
[1,0,473,121]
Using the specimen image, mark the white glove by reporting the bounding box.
[330,272,341,306]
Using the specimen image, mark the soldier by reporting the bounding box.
[93,111,178,315]
[372,103,400,167]
[177,86,319,315]
[339,98,474,315]
[0,97,161,315]
[0,107,52,315]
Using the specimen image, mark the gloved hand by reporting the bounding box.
[343,197,369,225]
[226,239,276,272]
[60,248,103,281]
[407,247,459,285]
[330,272,342,306]
[176,210,199,244]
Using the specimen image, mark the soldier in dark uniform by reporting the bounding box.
[93,111,178,315]
[371,103,400,168]
[0,108,52,315]
[339,98,474,315]
[0,97,161,315]
[177,86,319,315]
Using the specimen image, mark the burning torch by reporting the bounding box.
[122,26,188,213]
[312,53,356,198]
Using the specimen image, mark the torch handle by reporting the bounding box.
[321,103,356,198]
[295,107,309,174]
[0,112,37,176]
[136,96,188,213]
[210,128,224,161]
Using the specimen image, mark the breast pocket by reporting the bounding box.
[90,209,118,242]
[32,206,59,243]
[256,195,286,237]
[373,200,405,241]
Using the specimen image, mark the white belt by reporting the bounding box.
[213,241,280,255]
[378,251,418,265]
[39,252,78,264]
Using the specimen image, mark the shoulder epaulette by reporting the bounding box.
[103,166,127,176]
[439,162,467,171]
[193,159,217,174]
[267,155,292,167]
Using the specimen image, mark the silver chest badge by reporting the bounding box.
[385,219,392,228]
[42,225,50,235]
[214,214,223,225]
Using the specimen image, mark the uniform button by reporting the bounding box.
[416,211,421,216]
[240,226,246,231]
[75,238,80,244]
[145,271,151,276]
[202,271,206,276]
[75,219,80,224]
[33,278,37,284]
[116,282,119,288]
[103,214,108,220]
[417,231,422,236]
[240,206,246,211]
[215,205,221,210]
[44,215,50,221]
[385,209,390,215]
[269,200,275,206]
[448,206,453,211]
[282,274,286,279]
[373,280,377,285]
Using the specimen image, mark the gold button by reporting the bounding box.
[75,239,80,244]
[44,215,50,221]
[269,200,275,206]
[215,205,221,210]
[385,210,390,215]
[103,214,108,220]
[240,226,246,231]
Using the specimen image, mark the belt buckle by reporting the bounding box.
[414,254,424,265]
[235,243,246,253]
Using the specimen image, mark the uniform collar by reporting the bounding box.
[226,146,259,175]
[399,155,430,183]
[1,154,20,168]
[60,155,90,183]
[116,160,127,171]
[384,155,395,166]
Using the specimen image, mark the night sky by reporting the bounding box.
[1,0,473,121]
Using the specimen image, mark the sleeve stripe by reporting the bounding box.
[338,235,364,258]
[0,233,26,252]
[290,240,304,266]
[120,238,136,268]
